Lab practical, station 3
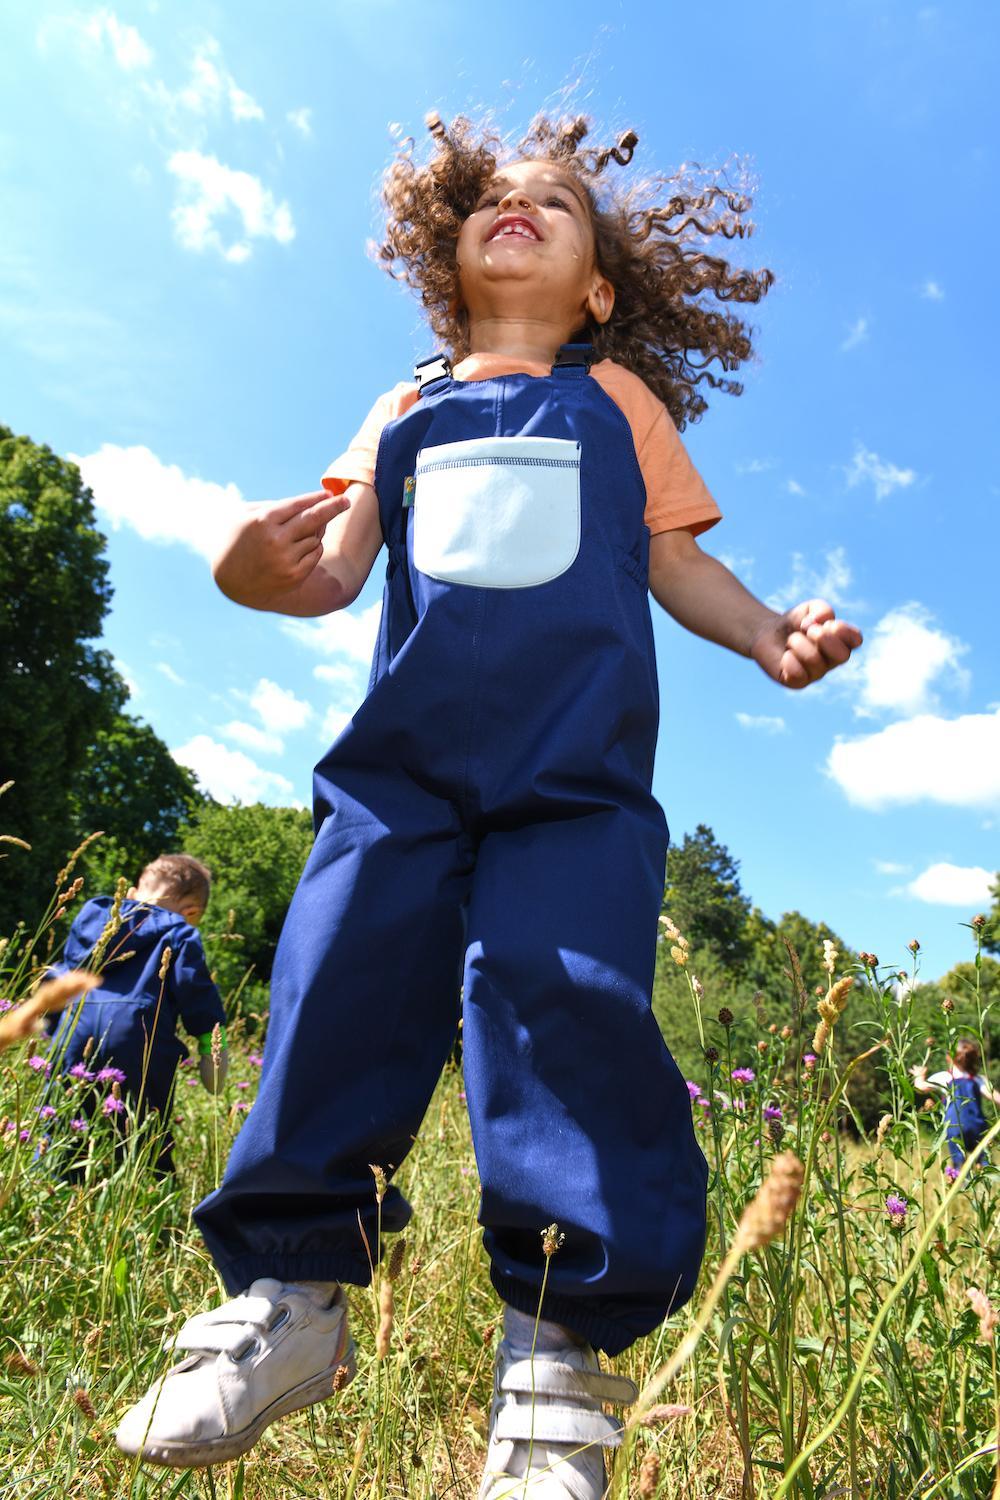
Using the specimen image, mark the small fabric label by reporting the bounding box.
[402,476,415,509]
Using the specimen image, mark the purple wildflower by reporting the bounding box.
[233,1101,250,1113]
[102,1095,126,1116]
[803,1053,817,1072]
[19,1128,31,1142]
[37,1105,57,1120]
[248,1053,264,1067]
[0,997,11,1012]
[698,1097,712,1110]
[26,1055,50,1074]
[96,1066,126,1085]
[69,1063,94,1081]
[686,1080,702,1100]
[186,1078,199,1087]
[944,1163,960,1182]
[70,1118,87,1132]
[2,1121,14,1134]
[236,1080,249,1090]
[763,1104,783,1121]
[731,1067,756,1086]
[885,1193,909,1229]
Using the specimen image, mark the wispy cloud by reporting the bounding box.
[905,862,995,907]
[248,678,312,733]
[920,279,945,301]
[287,107,312,137]
[766,546,853,612]
[155,38,264,125]
[38,9,153,71]
[715,551,754,581]
[845,445,918,501]
[73,443,245,563]
[220,720,284,757]
[874,859,911,876]
[827,708,1000,812]
[283,603,382,666]
[840,316,869,352]
[155,661,185,687]
[735,457,774,475]
[785,479,806,497]
[168,149,294,261]
[735,712,786,734]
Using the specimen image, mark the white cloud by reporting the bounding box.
[283,602,382,665]
[321,706,354,743]
[172,735,294,804]
[167,149,294,262]
[905,862,995,907]
[249,678,312,733]
[845,445,918,501]
[785,479,806,497]
[874,859,911,876]
[735,458,773,475]
[715,551,754,581]
[848,604,968,719]
[172,39,263,123]
[38,9,153,70]
[72,443,244,563]
[921,280,945,301]
[767,546,852,612]
[115,656,140,700]
[220,719,284,756]
[735,712,786,734]
[155,661,185,687]
[287,107,313,137]
[840,316,869,352]
[827,708,1000,812]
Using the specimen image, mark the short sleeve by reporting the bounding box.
[592,363,722,537]
[927,1071,953,1088]
[321,383,418,495]
[168,929,227,1038]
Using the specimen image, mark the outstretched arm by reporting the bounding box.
[648,528,863,687]
[212,482,384,617]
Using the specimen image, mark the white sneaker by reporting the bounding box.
[479,1337,637,1500]
[115,1278,355,1467]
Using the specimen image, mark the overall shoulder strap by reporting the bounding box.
[413,353,453,398]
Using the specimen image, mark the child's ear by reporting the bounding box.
[586,274,615,327]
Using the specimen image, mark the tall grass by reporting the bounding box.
[1,852,998,1497]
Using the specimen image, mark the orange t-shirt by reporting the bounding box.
[321,354,721,538]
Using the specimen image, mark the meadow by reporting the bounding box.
[2,853,999,1499]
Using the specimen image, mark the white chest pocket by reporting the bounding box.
[412,436,581,589]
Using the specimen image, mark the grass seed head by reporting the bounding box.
[386,1237,407,1282]
[370,1163,388,1202]
[158,945,173,981]
[733,1151,804,1256]
[638,1449,661,1497]
[376,1279,395,1359]
[332,1362,351,1392]
[73,1387,97,1420]
[6,1351,39,1377]
[0,970,98,1054]
[542,1223,565,1257]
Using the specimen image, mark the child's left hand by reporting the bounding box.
[751,599,863,689]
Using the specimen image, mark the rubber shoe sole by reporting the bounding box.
[116,1338,357,1468]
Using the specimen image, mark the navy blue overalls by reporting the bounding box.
[943,1073,989,1167]
[49,897,226,1171]
[195,347,709,1354]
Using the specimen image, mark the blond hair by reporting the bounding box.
[137,854,211,912]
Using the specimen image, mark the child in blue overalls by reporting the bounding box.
[913,1039,999,1169]
[117,114,863,1494]
[51,854,228,1172]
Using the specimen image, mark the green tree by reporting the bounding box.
[663,824,751,969]
[67,712,205,894]
[0,426,125,929]
[984,875,1000,955]
[178,801,314,996]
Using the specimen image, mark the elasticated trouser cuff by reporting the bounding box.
[490,1268,636,1358]
[217,1253,375,1298]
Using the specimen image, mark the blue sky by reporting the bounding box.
[1,1,997,977]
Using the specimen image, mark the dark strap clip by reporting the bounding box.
[414,353,453,391]
[553,342,595,370]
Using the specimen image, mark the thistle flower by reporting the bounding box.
[780,1024,792,1040]
[972,914,987,931]
[685,1080,702,1100]
[803,1052,817,1071]
[703,1045,719,1064]
[26,1055,50,1074]
[908,938,921,953]
[941,996,955,1014]
[95,1067,126,1085]
[731,1067,755,1086]
[102,1095,125,1116]
[717,1007,734,1028]
[70,1118,87,1132]
[967,1287,999,1342]
[859,951,878,969]
[248,1052,264,1067]
[945,1163,959,1182]
[767,1118,785,1147]
[885,1193,908,1229]
[69,1063,94,1081]
[732,1151,804,1256]
[36,1105,56,1121]
[763,1104,782,1121]
[757,1039,769,1054]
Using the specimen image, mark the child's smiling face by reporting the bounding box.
[456,158,614,345]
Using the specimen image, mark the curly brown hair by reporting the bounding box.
[376,112,774,429]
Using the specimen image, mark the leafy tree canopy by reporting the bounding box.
[0,425,125,928]
[663,823,751,969]
[178,801,314,998]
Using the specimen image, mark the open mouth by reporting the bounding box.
[486,215,542,244]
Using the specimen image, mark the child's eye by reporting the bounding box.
[545,195,571,210]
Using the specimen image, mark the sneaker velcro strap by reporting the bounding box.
[499,1359,638,1406]
[492,1403,626,1448]
[172,1299,281,1354]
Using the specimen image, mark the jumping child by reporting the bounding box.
[116,114,862,1496]
[913,1039,1000,1169]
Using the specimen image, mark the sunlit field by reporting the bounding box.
[2,852,999,1499]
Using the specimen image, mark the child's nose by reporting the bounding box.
[498,189,536,214]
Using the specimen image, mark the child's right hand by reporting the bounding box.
[212,490,349,610]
